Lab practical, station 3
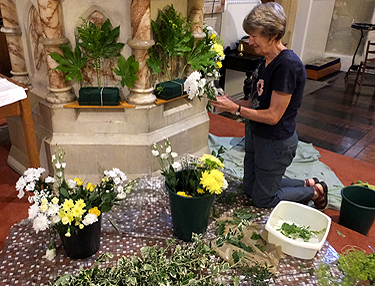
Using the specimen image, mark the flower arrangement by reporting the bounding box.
[16,148,138,259]
[152,139,227,197]
[184,25,225,111]
[147,5,225,109]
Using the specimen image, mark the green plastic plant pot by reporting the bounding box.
[339,185,375,235]
[78,87,120,106]
[166,182,214,242]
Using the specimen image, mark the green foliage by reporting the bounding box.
[49,234,243,286]
[315,249,375,285]
[50,18,136,89]
[238,261,275,286]
[277,222,326,242]
[113,55,139,88]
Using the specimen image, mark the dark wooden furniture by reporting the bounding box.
[219,49,262,99]
[0,74,40,168]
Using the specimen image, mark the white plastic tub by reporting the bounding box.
[265,201,331,260]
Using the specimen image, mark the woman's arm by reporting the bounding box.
[210,90,291,125]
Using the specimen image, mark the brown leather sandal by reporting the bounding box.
[305,177,320,187]
[313,182,328,210]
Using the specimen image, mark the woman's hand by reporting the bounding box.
[210,94,238,114]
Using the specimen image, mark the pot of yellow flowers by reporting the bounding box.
[152,139,227,242]
[16,148,137,259]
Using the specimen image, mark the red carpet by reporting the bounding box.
[208,112,375,255]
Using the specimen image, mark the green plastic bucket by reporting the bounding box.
[339,185,375,235]
[166,185,214,242]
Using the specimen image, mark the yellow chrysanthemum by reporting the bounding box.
[197,188,205,194]
[215,62,222,69]
[86,182,95,192]
[177,191,192,197]
[72,205,85,218]
[74,178,83,186]
[211,43,224,58]
[88,206,101,217]
[210,33,216,40]
[75,198,86,209]
[62,199,74,211]
[52,197,59,204]
[200,169,224,195]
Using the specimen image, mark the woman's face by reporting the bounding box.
[247,31,273,56]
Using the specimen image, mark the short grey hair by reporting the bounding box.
[242,2,286,41]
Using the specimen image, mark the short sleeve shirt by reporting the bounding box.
[249,49,306,140]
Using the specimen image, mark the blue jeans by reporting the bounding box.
[243,127,315,208]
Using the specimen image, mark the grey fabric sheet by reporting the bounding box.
[208,133,343,210]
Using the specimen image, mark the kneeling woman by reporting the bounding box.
[210,2,328,209]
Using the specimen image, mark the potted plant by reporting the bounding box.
[50,18,139,106]
[151,139,227,242]
[147,5,223,104]
[15,147,138,259]
[315,247,375,285]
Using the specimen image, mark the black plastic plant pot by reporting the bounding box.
[155,79,185,100]
[59,215,101,259]
[78,87,120,106]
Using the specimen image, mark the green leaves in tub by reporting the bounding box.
[277,222,326,242]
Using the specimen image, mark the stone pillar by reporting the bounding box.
[0,0,30,85]
[188,0,206,40]
[37,0,75,104]
[127,0,156,106]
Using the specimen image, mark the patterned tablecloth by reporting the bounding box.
[0,175,340,285]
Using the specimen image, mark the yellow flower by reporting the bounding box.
[51,197,59,204]
[40,203,48,212]
[62,199,74,211]
[86,182,95,192]
[65,228,71,237]
[61,216,70,225]
[215,62,222,69]
[210,33,216,40]
[172,23,177,29]
[75,199,86,209]
[211,43,224,58]
[197,188,205,194]
[79,224,84,229]
[41,198,48,204]
[200,169,224,195]
[71,204,85,218]
[177,191,192,197]
[89,206,101,217]
[74,178,83,186]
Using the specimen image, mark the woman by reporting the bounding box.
[210,2,328,209]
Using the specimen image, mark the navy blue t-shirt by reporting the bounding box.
[249,49,306,140]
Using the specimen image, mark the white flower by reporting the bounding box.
[17,188,25,199]
[114,177,121,185]
[46,204,60,216]
[25,181,35,192]
[82,213,98,226]
[33,214,49,233]
[15,177,26,192]
[172,162,181,171]
[160,153,168,159]
[67,179,77,188]
[52,155,56,161]
[45,176,55,183]
[171,152,178,158]
[222,178,228,190]
[55,162,61,169]
[152,150,159,156]
[28,203,40,219]
[50,214,61,224]
[117,191,127,199]
[166,146,171,154]
[61,163,66,169]
[117,185,124,193]
[184,71,202,100]
[45,248,56,261]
